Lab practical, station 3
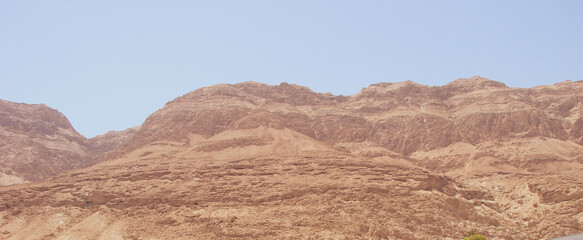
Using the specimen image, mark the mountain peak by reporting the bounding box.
[444,76,508,91]
[0,99,93,185]
[367,80,427,90]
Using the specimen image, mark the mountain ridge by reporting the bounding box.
[116,76,583,157]
[1,77,582,239]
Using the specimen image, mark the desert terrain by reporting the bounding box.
[1,76,582,239]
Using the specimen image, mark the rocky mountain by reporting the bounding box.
[1,76,583,239]
[0,100,94,186]
[0,100,139,186]
[125,77,582,156]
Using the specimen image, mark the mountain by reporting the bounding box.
[0,100,139,186]
[1,77,582,239]
[0,100,94,185]
[123,77,582,156]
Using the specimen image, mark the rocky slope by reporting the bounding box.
[0,100,94,186]
[89,126,141,158]
[0,100,139,186]
[1,77,583,239]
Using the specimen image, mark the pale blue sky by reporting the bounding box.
[1,1,582,137]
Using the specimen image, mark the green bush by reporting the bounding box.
[463,230,487,240]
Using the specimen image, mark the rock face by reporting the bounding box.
[1,77,583,239]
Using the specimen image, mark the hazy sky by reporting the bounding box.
[1,1,582,138]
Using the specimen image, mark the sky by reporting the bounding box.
[1,1,582,138]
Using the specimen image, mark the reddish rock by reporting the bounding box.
[1,77,583,239]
